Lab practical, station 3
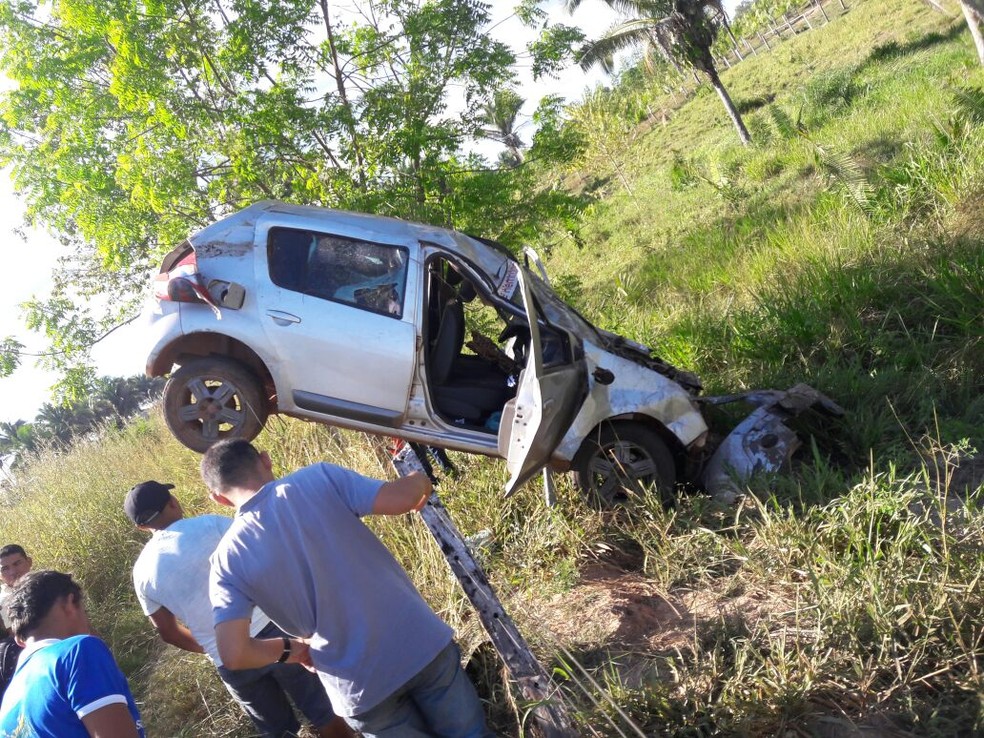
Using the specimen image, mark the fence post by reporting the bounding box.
[816,0,830,22]
[758,30,772,50]
[726,26,744,60]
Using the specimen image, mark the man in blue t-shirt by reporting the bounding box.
[202,439,494,738]
[0,570,145,738]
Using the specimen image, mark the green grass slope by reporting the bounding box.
[547,0,982,465]
[1,0,982,735]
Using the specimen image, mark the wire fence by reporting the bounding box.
[715,0,853,70]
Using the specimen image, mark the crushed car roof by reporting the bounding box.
[185,200,519,276]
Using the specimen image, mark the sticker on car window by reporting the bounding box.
[497,261,519,300]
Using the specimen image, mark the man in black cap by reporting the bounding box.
[125,481,351,738]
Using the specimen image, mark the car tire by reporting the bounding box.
[163,358,268,453]
[573,421,677,508]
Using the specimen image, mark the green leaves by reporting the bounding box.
[0,0,587,391]
[0,336,25,377]
[530,23,585,79]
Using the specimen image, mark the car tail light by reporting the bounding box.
[153,251,219,310]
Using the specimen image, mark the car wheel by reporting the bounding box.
[163,358,268,453]
[573,422,677,508]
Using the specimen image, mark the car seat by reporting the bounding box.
[429,297,511,424]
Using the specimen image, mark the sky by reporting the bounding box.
[0,0,736,425]
[0,177,149,423]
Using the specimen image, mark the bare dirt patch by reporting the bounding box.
[538,561,799,658]
[533,561,918,736]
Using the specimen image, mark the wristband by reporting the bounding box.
[276,636,291,664]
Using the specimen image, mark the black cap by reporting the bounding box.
[124,481,175,526]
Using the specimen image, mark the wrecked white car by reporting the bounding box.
[141,201,841,503]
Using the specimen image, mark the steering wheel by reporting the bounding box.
[499,322,530,366]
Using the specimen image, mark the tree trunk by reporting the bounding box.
[961,0,984,64]
[318,0,367,189]
[707,67,752,145]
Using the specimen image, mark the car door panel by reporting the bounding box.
[500,268,586,495]
[254,221,419,420]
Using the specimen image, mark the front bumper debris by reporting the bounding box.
[699,384,845,503]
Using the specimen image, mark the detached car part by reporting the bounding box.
[700,384,845,503]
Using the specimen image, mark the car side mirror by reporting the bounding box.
[208,280,246,309]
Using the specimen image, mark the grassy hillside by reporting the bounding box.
[1,0,982,735]
[548,0,982,465]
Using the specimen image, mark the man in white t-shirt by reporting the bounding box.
[126,481,352,738]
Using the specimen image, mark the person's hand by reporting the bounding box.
[373,472,432,516]
[288,638,316,672]
[410,491,428,512]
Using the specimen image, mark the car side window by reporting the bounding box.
[268,228,408,318]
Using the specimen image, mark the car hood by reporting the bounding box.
[527,275,702,394]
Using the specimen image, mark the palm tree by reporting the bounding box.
[479,89,526,166]
[128,374,166,407]
[961,0,984,65]
[0,420,40,470]
[0,421,24,454]
[133,374,165,397]
[0,420,32,455]
[36,402,83,445]
[571,0,752,145]
[92,376,143,423]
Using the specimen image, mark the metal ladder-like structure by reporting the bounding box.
[389,441,577,738]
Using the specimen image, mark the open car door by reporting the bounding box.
[499,268,586,496]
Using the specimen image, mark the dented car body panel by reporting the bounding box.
[553,343,708,462]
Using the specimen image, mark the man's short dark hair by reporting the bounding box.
[0,545,27,560]
[201,439,263,493]
[3,570,82,640]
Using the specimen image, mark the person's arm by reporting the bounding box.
[80,702,141,738]
[371,471,431,516]
[215,618,311,670]
[147,606,205,654]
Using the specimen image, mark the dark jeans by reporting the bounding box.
[217,622,336,738]
[343,641,494,738]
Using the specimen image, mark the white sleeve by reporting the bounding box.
[132,566,162,617]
